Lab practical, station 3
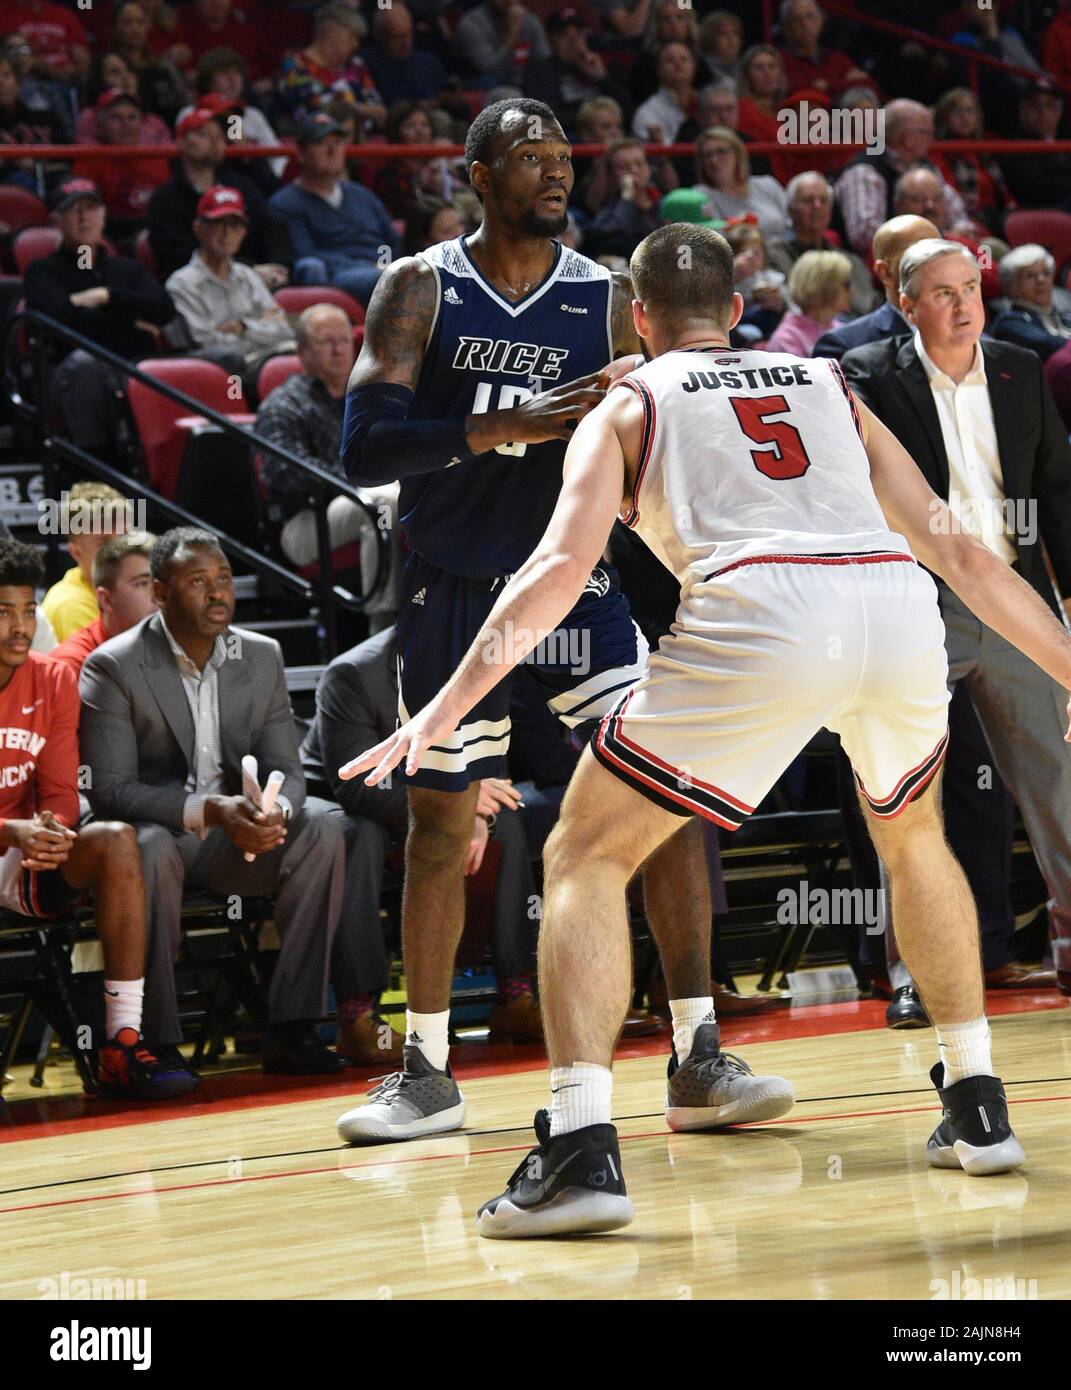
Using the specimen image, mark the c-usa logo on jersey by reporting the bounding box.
[582,567,611,598]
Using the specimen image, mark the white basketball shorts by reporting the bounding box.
[592,553,951,829]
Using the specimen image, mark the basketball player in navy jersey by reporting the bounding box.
[334,100,751,1143]
[345,224,1071,1233]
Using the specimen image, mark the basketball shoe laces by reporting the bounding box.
[685,1048,756,1083]
[366,1069,409,1103]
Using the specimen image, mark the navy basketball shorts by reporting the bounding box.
[396,550,650,792]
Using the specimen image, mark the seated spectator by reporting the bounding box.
[300,625,542,1050]
[276,2,385,134]
[178,49,287,184]
[0,537,194,1101]
[0,0,89,83]
[582,136,662,260]
[691,126,788,239]
[592,0,654,44]
[175,0,273,87]
[950,0,1038,86]
[80,527,348,1075]
[269,113,398,307]
[372,101,466,220]
[629,0,712,107]
[697,10,744,88]
[813,212,938,359]
[768,170,879,316]
[256,304,400,630]
[931,86,1012,236]
[23,179,174,454]
[165,186,296,398]
[737,43,788,144]
[676,80,772,180]
[778,0,870,103]
[72,88,172,244]
[631,41,698,144]
[0,33,72,143]
[364,2,448,106]
[48,531,157,680]
[403,193,464,255]
[525,9,632,137]
[454,0,550,89]
[766,248,852,354]
[76,49,171,144]
[1044,0,1071,94]
[891,164,1000,299]
[0,45,67,188]
[990,245,1071,362]
[835,98,968,256]
[1000,77,1071,211]
[40,481,132,644]
[723,219,787,340]
[574,94,679,216]
[148,105,292,284]
[111,0,188,123]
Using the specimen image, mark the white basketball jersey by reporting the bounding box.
[616,348,911,587]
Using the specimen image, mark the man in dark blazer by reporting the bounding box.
[79,528,347,1075]
[843,239,1071,1000]
[813,213,937,360]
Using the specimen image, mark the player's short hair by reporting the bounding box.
[898,238,978,300]
[0,537,45,591]
[150,527,223,583]
[464,97,561,198]
[788,249,852,314]
[630,224,736,327]
[92,531,156,590]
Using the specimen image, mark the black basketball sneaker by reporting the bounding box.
[477,1109,635,1238]
[926,1063,1025,1175]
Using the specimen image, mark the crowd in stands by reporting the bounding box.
[2,0,1071,1095]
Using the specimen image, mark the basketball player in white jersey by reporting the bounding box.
[341,225,1071,1237]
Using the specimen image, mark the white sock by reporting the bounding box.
[935,1017,993,1086]
[549,1062,613,1136]
[670,996,715,1060]
[103,978,144,1038]
[405,1009,449,1072]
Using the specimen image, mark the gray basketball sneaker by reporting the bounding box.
[666,1022,795,1130]
[336,1045,466,1143]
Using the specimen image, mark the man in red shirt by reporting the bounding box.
[778,0,870,103]
[49,532,158,681]
[177,0,272,82]
[73,90,171,242]
[0,0,90,82]
[0,538,192,1099]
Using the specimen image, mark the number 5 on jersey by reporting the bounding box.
[730,394,813,480]
[471,380,534,457]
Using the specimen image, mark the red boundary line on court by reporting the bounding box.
[1,992,1064,1143]
[2,1091,1068,1218]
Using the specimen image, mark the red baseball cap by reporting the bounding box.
[95,86,140,112]
[177,106,225,138]
[196,186,248,222]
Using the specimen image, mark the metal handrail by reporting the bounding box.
[4,307,389,659]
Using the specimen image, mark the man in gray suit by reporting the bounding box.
[79,528,347,1075]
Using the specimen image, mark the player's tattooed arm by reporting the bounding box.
[346,257,438,393]
[610,271,644,360]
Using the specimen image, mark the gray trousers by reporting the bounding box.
[329,803,538,1004]
[885,582,1071,987]
[137,797,345,1044]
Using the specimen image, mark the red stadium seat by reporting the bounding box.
[1004,210,1071,281]
[133,227,158,279]
[274,285,365,324]
[256,353,302,400]
[126,359,252,499]
[12,225,60,275]
[0,186,48,234]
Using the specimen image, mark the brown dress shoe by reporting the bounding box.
[336,1015,405,1066]
[621,1006,665,1037]
[489,992,544,1042]
[984,963,1058,989]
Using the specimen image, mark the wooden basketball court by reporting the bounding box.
[2,994,1068,1302]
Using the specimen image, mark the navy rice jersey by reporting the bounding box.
[401,236,615,577]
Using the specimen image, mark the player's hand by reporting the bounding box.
[465,814,489,875]
[477,778,523,816]
[339,695,462,784]
[502,369,611,444]
[13,812,77,871]
[604,354,643,384]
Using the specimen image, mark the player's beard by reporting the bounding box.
[518,204,569,238]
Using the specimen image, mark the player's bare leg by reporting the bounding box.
[337,783,477,1143]
[641,818,712,1002]
[478,751,793,1237]
[862,776,1024,1174]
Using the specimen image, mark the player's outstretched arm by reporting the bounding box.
[339,397,633,785]
[861,397,1071,713]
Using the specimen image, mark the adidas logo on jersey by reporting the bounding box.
[560,303,587,314]
[411,587,426,606]
[443,287,463,305]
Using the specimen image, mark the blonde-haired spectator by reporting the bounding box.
[766,248,853,355]
[693,127,789,239]
[41,482,133,642]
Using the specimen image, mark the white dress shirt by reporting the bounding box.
[914,331,1017,566]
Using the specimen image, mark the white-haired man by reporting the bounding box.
[767,170,879,317]
[991,244,1071,362]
